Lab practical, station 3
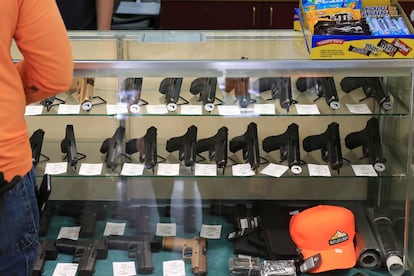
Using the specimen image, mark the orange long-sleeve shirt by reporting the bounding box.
[0,0,73,181]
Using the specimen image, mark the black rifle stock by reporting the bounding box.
[61,124,85,169]
[229,122,260,171]
[36,174,54,236]
[166,125,197,167]
[159,77,185,112]
[126,126,158,171]
[296,77,341,110]
[100,126,125,172]
[120,77,145,113]
[30,128,46,167]
[303,122,344,172]
[253,77,297,112]
[225,77,255,108]
[262,123,305,174]
[56,238,108,276]
[32,240,58,276]
[190,77,218,112]
[340,77,393,111]
[196,127,228,173]
[345,117,386,172]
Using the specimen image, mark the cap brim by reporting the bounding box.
[301,241,357,273]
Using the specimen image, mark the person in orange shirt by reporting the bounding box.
[0,0,73,274]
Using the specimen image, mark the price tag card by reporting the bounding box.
[180,105,202,115]
[194,164,217,176]
[25,105,44,115]
[156,163,180,176]
[103,222,126,236]
[351,164,378,176]
[106,104,128,115]
[163,260,186,276]
[57,226,81,240]
[200,224,222,239]
[260,163,289,177]
[78,163,103,176]
[217,105,241,116]
[307,164,331,177]
[45,162,67,175]
[253,104,276,115]
[295,104,320,115]
[58,104,81,114]
[145,104,169,114]
[121,163,144,176]
[346,104,372,114]
[232,163,255,176]
[113,262,137,276]
[52,263,78,276]
[156,223,177,236]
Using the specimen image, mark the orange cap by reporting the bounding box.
[289,205,356,273]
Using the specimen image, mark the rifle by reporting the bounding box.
[295,77,341,110]
[252,77,297,112]
[190,77,220,112]
[159,77,188,112]
[126,126,159,171]
[262,123,305,174]
[229,122,260,171]
[339,77,393,111]
[162,236,207,276]
[303,122,344,173]
[196,126,228,174]
[345,117,386,172]
[60,124,86,170]
[225,77,255,108]
[120,77,148,113]
[32,240,57,276]
[68,77,106,111]
[100,126,126,172]
[30,128,48,167]
[55,238,108,276]
[58,202,107,238]
[36,174,54,237]
[166,125,197,167]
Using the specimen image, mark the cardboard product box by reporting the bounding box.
[299,0,414,59]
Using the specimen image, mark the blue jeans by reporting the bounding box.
[0,167,39,276]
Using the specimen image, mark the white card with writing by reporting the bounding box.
[194,164,217,176]
[200,224,222,239]
[78,163,103,176]
[157,163,180,176]
[52,263,78,276]
[156,223,177,237]
[295,104,320,115]
[113,261,137,276]
[103,222,126,236]
[45,162,67,175]
[351,164,378,177]
[121,163,145,176]
[57,226,81,240]
[25,105,44,115]
[232,163,255,176]
[163,260,186,276]
[260,163,289,177]
[307,164,331,177]
[58,104,80,114]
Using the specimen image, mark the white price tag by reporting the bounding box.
[121,163,145,176]
[156,223,177,237]
[351,164,378,176]
[145,104,169,114]
[307,164,331,177]
[78,163,103,176]
[180,105,202,115]
[57,226,81,240]
[103,222,126,236]
[200,224,222,239]
[44,162,68,175]
[25,105,44,115]
[113,261,137,276]
[163,260,186,276]
[217,105,241,116]
[260,163,289,177]
[106,104,128,115]
[232,163,255,176]
[295,104,320,115]
[253,104,276,115]
[52,263,78,276]
[346,104,372,114]
[156,163,180,176]
[194,163,217,176]
[57,104,81,114]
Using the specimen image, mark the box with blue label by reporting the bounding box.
[299,0,414,59]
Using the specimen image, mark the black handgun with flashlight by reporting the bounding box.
[100,126,126,172]
[345,117,386,172]
[339,77,393,111]
[166,125,197,167]
[196,126,228,174]
[230,122,260,171]
[253,77,297,112]
[126,126,158,171]
[262,123,305,174]
[303,122,344,172]
[190,77,220,112]
[296,77,341,110]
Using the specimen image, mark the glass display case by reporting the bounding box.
[17,30,414,275]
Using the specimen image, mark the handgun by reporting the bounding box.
[126,126,158,171]
[252,77,297,112]
[303,122,344,172]
[159,77,187,112]
[229,122,260,171]
[296,77,341,110]
[162,236,207,276]
[58,202,107,238]
[339,77,393,111]
[32,240,58,276]
[262,123,305,174]
[36,174,54,237]
[166,125,197,167]
[68,77,106,111]
[225,77,255,108]
[190,77,219,112]
[60,124,86,170]
[345,117,386,172]
[196,126,228,174]
[100,126,126,172]
[30,128,47,167]
[55,238,108,276]
[120,77,147,113]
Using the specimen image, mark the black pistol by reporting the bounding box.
[100,126,126,172]
[229,122,260,171]
[30,128,47,167]
[303,122,344,173]
[339,77,393,111]
[126,126,158,171]
[190,77,219,112]
[166,125,198,167]
[159,77,186,112]
[296,77,341,110]
[253,77,297,112]
[61,124,86,170]
[345,117,386,172]
[36,174,54,237]
[120,77,147,113]
[32,240,58,276]
[262,123,305,174]
[196,126,228,174]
